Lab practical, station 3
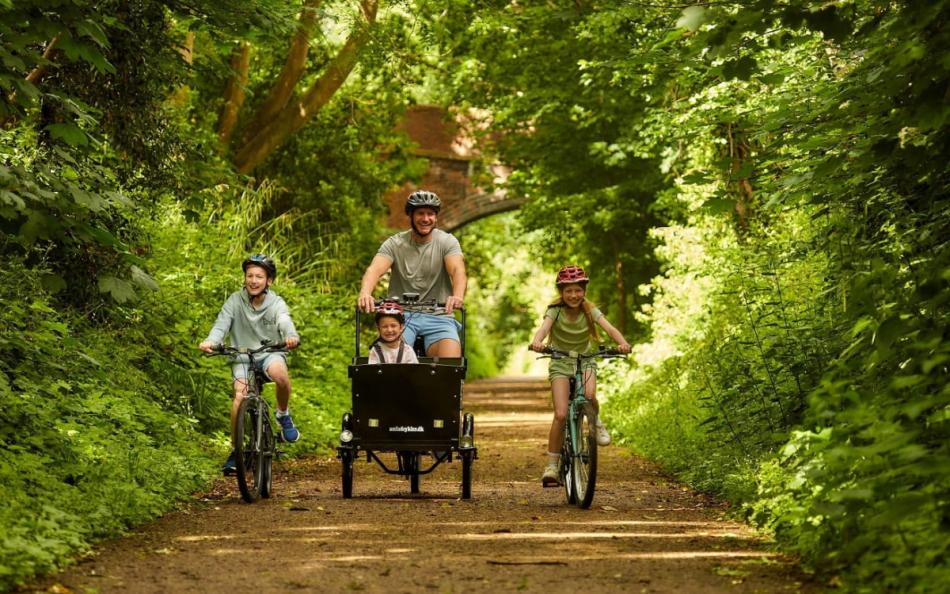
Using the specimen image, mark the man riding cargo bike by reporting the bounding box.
[340,190,476,498]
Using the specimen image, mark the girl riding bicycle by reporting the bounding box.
[528,265,631,487]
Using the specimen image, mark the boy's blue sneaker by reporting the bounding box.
[276,412,300,443]
[222,450,237,476]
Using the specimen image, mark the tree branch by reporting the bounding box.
[242,0,323,143]
[1,36,60,128]
[26,35,61,85]
[233,0,378,174]
[217,41,252,153]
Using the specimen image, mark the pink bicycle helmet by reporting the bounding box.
[555,265,589,286]
[375,300,405,323]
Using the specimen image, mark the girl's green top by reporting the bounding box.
[545,305,603,353]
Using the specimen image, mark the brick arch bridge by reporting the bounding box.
[383,106,523,232]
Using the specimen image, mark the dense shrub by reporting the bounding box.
[0,259,217,588]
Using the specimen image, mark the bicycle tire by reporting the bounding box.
[234,397,264,503]
[260,413,275,499]
[561,429,577,505]
[572,403,598,509]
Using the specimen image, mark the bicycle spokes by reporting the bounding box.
[571,405,598,509]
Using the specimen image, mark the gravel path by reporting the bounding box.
[25,377,819,594]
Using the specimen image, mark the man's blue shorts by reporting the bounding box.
[403,312,462,352]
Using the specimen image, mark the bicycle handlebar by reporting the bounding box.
[207,341,289,356]
[368,298,464,314]
[538,346,627,360]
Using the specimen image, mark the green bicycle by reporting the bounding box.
[540,346,626,509]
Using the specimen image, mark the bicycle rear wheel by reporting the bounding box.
[234,397,264,503]
[572,403,598,509]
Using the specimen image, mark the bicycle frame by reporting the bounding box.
[566,372,587,452]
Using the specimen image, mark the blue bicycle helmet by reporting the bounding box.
[242,254,277,279]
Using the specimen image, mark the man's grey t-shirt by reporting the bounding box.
[377,229,462,303]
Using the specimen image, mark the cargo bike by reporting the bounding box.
[336,295,477,499]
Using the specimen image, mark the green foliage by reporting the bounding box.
[0,0,414,586]
[456,213,546,373]
[423,0,950,591]
[0,258,218,590]
[418,0,668,337]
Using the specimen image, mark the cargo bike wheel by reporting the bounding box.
[398,451,421,494]
[340,448,355,498]
[460,412,475,500]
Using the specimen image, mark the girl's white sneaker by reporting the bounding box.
[541,463,559,487]
[595,422,611,446]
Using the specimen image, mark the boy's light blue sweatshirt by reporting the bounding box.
[204,289,298,348]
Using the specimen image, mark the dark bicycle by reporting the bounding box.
[539,346,626,509]
[337,296,477,499]
[207,340,288,503]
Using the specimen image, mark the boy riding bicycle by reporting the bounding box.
[528,265,631,486]
[199,254,301,474]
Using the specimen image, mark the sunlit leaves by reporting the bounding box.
[676,6,706,32]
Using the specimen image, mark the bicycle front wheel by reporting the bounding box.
[260,413,275,499]
[234,397,265,503]
[561,431,577,505]
[571,403,598,508]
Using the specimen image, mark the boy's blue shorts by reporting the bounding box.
[231,353,287,383]
[403,312,462,352]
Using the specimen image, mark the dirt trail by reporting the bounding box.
[27,377,818,594]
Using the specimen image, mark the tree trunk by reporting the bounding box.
[725,122,753,233]
[169,31,194,107]
[233,0,378,174]
[615,257,627,335]
[242,0,323,143]
[217,42,252,153]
